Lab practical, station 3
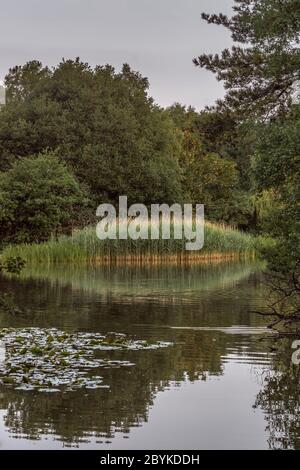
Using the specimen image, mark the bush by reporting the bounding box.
[0,152,89,243]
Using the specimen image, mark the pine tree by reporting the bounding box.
[194,0,300,119]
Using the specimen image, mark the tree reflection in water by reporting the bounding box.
[0,261,298,448]
[254,338,300,450]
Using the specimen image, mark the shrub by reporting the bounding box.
[0,152,89,243]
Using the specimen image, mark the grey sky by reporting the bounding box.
[0,0,234,110]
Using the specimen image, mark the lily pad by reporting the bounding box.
[0,327,172,393]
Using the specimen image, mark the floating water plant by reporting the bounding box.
[0,328,171,392]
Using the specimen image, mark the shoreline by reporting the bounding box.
[1,223,265,266]
[0,250,257,267]
[90,251,256,265]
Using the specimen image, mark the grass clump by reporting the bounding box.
[1,221,267,265]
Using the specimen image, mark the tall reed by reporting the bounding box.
[1,221,265,265]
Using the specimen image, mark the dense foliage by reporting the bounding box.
[167,103,254,226]
[0,57,260,244]
[0,153,87,243]
[195,0,300,331]
[0,59,182,210]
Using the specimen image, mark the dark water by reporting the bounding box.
[0,261,299,450]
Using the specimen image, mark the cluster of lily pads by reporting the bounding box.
[0,327,171,393]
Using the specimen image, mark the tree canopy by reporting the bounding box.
[194,0,300,119]
[195,0,300,330]
[0,59,182,206]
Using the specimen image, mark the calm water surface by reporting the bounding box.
[0,261,299,450]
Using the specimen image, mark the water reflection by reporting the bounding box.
[254,338,300,450]
[0,261,298,449]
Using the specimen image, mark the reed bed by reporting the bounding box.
[1,221,264,265]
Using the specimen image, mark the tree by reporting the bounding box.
[0,59,183,205]
[179,129,240,221]
[0,152,89,243]
[194,0,300,119]
[252,111,300,332]
[167,104,253,226]
[5,60,51,102]
[195,0,300,332]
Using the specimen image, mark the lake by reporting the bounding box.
[0,261,299,450]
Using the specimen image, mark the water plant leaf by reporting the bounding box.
[0,328,171,393]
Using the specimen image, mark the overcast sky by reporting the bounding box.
[0,0,234,110]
